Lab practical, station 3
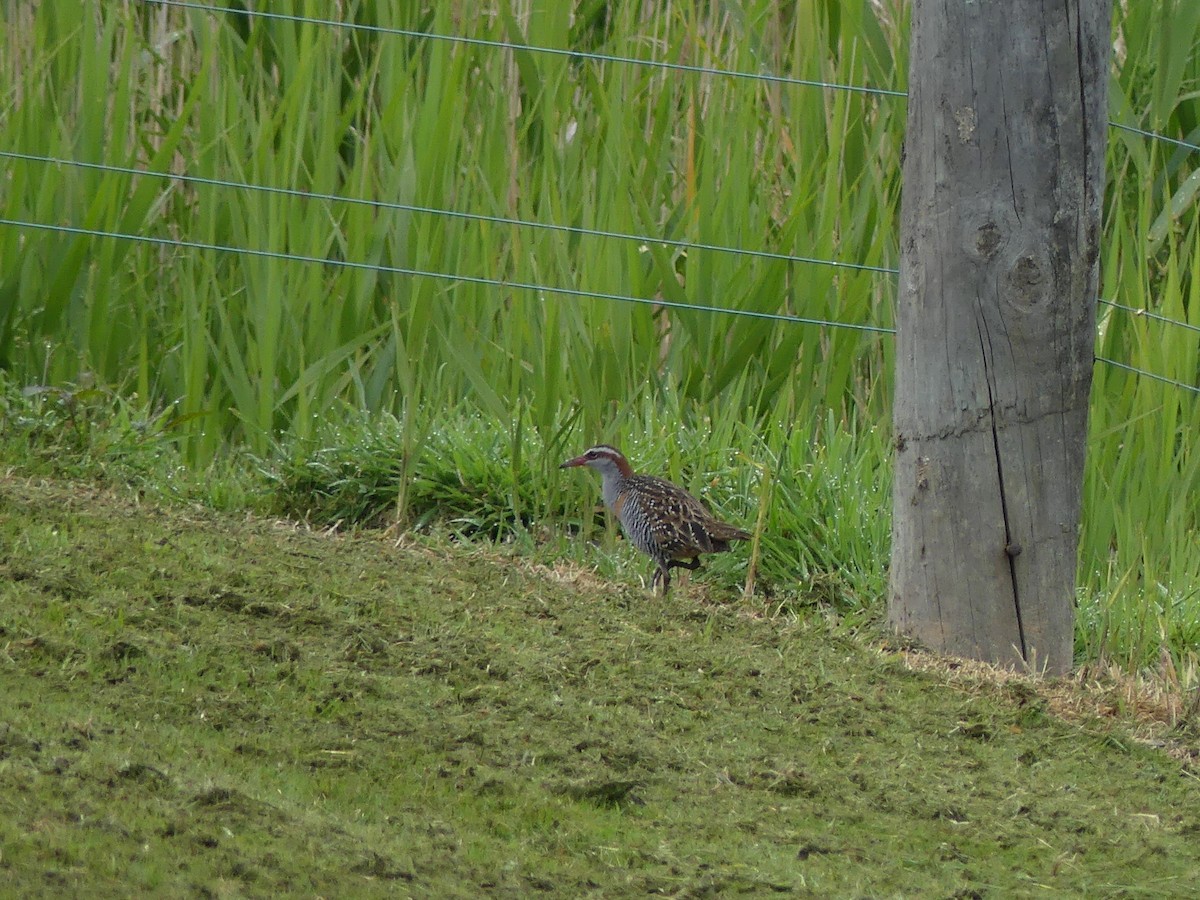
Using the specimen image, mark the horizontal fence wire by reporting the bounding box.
[1098,298,1200,335]
[2,3,1197,392]
[0,216,896,335]
[7,211,1200,396]
[1110,122,1200,155]
[149,0,906,98]
[0,150,895,277]
[7,152,1195,328]
[148,0,1200,156]
[1095,357,1200,395]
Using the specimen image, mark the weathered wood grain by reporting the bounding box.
[889,0,1112,674]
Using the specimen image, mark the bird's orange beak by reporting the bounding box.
[559,455,586,469]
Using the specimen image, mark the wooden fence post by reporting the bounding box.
[889,0,1112,674]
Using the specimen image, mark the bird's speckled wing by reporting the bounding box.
[628,474,748,559]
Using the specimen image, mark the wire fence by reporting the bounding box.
[152,0,909,99]
[2,2,1198,393]
[0,150,895,277]
[150,0,1200,157]
[0,215,896,335]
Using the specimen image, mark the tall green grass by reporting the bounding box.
[0,1,1198,668]
[1082,1,1200,666]
[0,1,904,445]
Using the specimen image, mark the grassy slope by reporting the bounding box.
[2,474,1198,898]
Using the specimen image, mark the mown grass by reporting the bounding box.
[3,474,1200,897]
[0,2,1199,672]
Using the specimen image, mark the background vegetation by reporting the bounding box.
[2,0,1200,670]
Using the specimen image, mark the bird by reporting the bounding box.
[560,444,750,595]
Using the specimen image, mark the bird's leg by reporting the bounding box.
[656,558,699,595]
[652,564,671,596]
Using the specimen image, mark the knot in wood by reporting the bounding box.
[975,222,1002,260]
[1011,255,1043,288]
[1006,254,1047,311]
